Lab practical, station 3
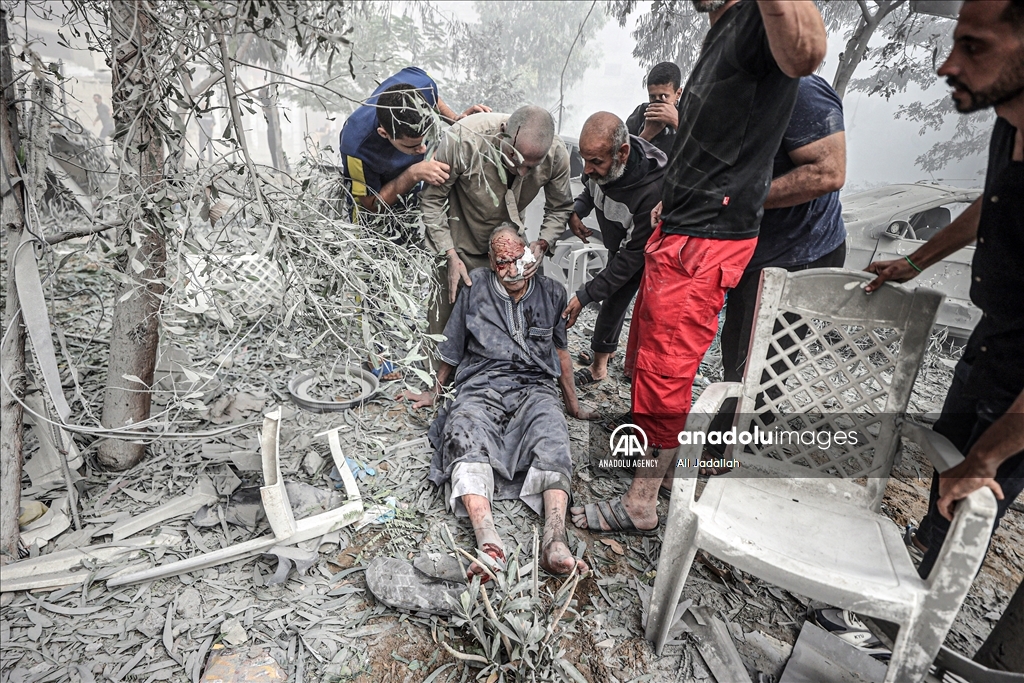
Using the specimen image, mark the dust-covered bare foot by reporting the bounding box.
[464,494,505,582]
[541,519,588,576]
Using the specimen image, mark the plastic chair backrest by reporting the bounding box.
[732,268,941,508]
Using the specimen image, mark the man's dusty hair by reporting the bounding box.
[505,106,555,154]
[376,84,430,139]
[1004,0,1024,35]
[488,223,524,254]
[581,112,628,155]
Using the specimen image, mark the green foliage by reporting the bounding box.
[442,539,588,682]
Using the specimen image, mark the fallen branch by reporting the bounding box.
[441,641,489,666]
[45,221,120,245]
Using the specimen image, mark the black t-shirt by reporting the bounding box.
[747,75,846,271]
[660,0,800,240]
[963,117,1024,406]
[625,102,680,157]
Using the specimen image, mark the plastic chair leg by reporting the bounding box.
[645,511,700,654]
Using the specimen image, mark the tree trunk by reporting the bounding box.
[831,1,904,100]
[975,579,1024,673]
[259,84,288,173]
[0,7,27,563]
[98,0,166,470]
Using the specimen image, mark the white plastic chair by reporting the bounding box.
[646,268,998,683]
[543,237,608,297]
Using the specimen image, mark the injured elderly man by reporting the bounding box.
[404,225,596,578]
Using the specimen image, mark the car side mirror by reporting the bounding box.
[883,220,911,239]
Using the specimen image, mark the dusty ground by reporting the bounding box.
[1,251,1021,683]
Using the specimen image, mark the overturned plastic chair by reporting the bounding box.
[543,236,608,297]
[646,268,998,683]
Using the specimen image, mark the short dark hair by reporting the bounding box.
[1002,0,1024,34]
[376,83,430,139]
[646,62,681,90]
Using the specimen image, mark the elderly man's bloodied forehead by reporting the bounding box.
[491,233,525,260]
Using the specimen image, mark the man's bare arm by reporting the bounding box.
[865,196,982,291]
[400,361,454,409]
[763,132,845,209]
[937,388,1024,519]
[359,160,450,211]
[557,348,595,420]
[757,0,827,78]
[437,97,491,122]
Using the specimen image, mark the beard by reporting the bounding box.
[947,59,1024,113]
[593,156,627,186]
[693,0,727,12]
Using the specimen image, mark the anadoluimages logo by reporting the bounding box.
[609,423,648,458]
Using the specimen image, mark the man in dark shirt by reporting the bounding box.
[571,0,826,535]
[711,74,847,446]
[866,0,1024,581]
[625,62,683,156]
[561,112,667,386]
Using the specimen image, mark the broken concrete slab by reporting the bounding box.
[779,621,887,683]
[108,479,218,541]
[682,606,752,683]
[0,530,182,592]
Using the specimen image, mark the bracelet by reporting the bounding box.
[904,255,923,273]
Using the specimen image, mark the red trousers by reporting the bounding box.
[626,224,757,449]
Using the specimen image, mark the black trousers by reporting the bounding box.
[708,243,847,443]
[917,359,1024,578]
[589,266,645,354]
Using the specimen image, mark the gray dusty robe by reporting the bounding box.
[427,269,572,515]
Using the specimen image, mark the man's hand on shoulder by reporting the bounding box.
[459,104,491,120]
[412,159,451,186]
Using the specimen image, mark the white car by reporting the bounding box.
[842,183,982,339]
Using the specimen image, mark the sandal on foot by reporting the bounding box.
[580,498,660,536]
[365,557,462,616]
[577,350,594,365]
[574,367,604,387]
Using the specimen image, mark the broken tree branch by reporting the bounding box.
[0,7,26,564]
[44,221,120,245]
[214,20,273,236]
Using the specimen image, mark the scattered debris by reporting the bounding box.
[365,556,462,615]
[106,413,363,587]
[779,621,887,683]
[682,606,752,683]
[200,646,287,682]
[287,367,378,412]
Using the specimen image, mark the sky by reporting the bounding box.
[438,1,988,193]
